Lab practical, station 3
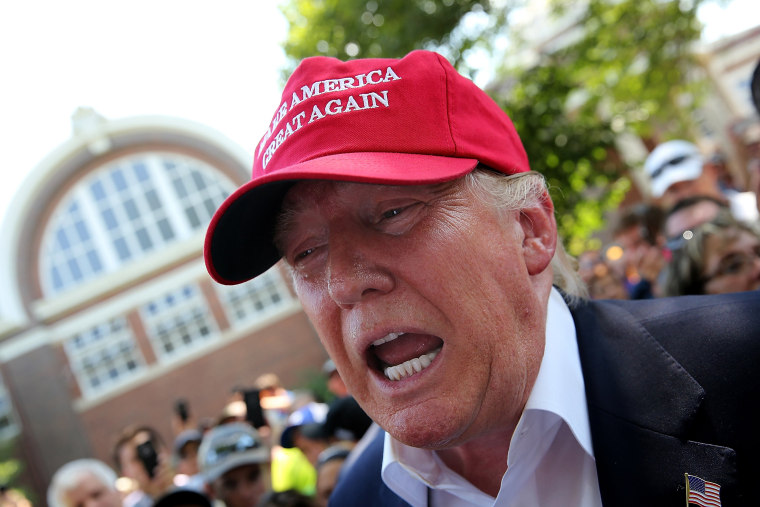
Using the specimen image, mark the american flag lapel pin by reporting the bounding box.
[685,473,721,507]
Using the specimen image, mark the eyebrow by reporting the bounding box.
[272,180,458,252]
[272,205,300,255]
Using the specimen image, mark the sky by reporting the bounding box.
[0,0,759,228]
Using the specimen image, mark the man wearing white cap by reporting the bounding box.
[198,423,270,507]
[644,139,758,222]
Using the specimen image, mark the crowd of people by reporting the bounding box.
[580,139,760,302]
[47,367,373,507]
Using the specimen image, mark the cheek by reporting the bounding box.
[294,278,338,332]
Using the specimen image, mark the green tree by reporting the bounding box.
[279,0,712,252]
[279,0,502,71]
[0,438,29,503]
[500,0,706,252]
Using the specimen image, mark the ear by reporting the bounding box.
[518,192,557,275]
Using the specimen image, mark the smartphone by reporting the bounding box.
[243,389,267,429]
[174,398,190,423]
[136,440,159,479]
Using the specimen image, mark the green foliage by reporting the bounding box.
[279,0,711,251]
[0,437,29,503]
[0,438,21,486]
[493,0,707,251]
[296,367,334,403]
[547,0,706,141]
[494,62,631,254]
[279,0,500,72]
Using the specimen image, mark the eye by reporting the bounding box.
[381,207,403,219]
[377,202,424,223]
[295,247,315,261]
[723,260,744,275]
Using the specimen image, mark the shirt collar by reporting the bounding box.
[524,287,594,457]
[381,287,593,500]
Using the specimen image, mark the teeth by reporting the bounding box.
[372,332,404,347]
[384,347,441,382]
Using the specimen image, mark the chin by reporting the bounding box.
[382,406,471,450]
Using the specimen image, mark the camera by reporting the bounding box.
[136,440,159,479]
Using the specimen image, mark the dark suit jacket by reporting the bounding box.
[330,291,760,506]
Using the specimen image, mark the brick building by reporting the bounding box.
[0,109,326,501]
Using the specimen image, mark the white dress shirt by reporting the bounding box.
[381,288,603,506]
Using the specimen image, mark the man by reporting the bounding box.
[205,50,760,505]
[664,195,729,244]
[280,401,330,467]
[611,203,667,299]
[47,459,122,507]
[173,428,205,491]
[198,422,270,507]
[644,139,759,222]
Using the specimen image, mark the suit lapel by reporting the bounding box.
[570,299,738,506]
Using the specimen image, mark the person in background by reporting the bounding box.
[152,488,212,507]
[664,195,729,244]
[611,203,667,298]
[172,429,204,491]
[662,210,760,296]
[47,459,122,507]
[748,58,760,213]
[271,400,329,497]
[322,360,349,399]
[256,489,316,507]
[644,139,759,223]
[204,50,760,505]
[198,422,271,507]
[314,446,351,507]
[585,262,629,300]
[112,425,174,507]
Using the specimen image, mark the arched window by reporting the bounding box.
[40,152,236,296]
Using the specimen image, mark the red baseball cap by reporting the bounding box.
[205,50,530,284]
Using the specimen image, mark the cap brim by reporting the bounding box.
[205,152,478,284]
[203,449,270,482]
[280,425,298,449]
[650,157,703,198]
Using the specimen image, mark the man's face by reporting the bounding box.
[276,178,554,450]
[293,431,327,467]
[665,200,722,239]
[176,441,201,476]
[209,464,265,507]
[659,169,718,209]
[316,458,345,507]
[63,472,121,507]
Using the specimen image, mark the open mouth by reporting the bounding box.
[369,332,443,381]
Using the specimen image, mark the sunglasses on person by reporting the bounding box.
[701,246,760,283]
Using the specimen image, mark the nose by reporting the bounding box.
[326,227,395,308]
